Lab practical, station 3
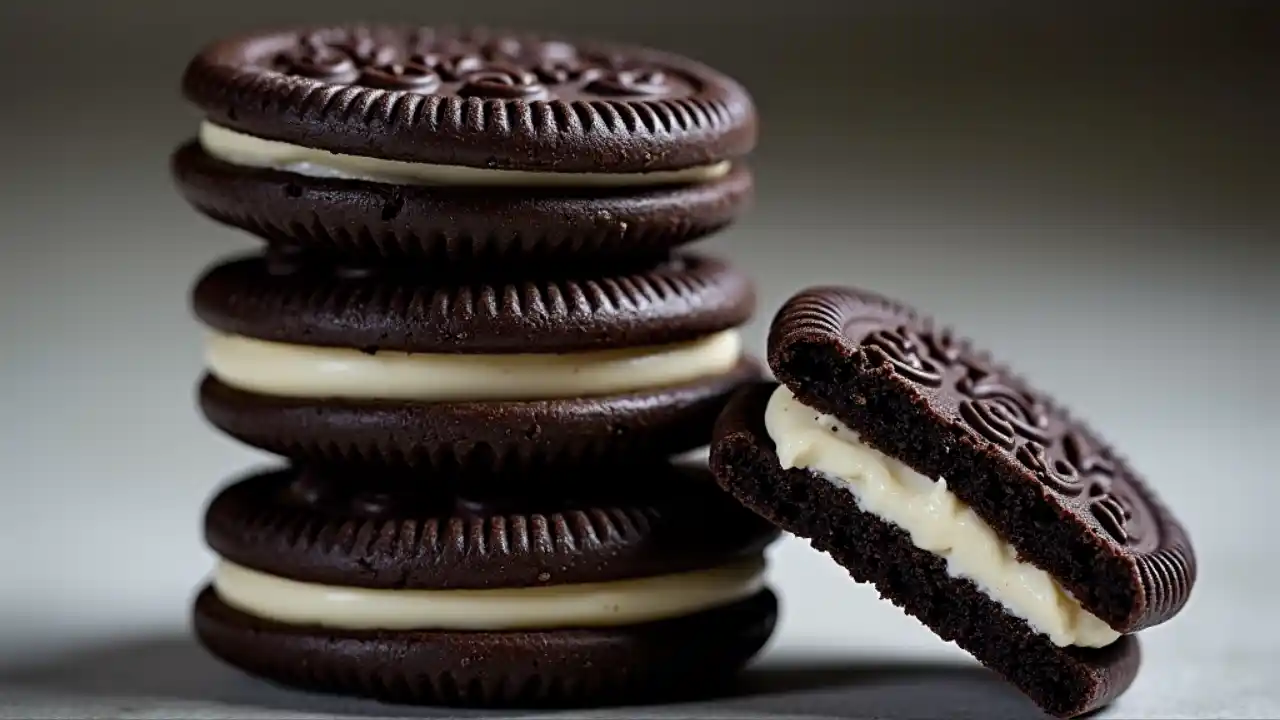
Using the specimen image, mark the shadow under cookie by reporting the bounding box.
[0,634,1046,720]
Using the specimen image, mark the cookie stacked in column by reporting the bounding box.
[173,25,777,707]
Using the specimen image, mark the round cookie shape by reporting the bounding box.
[197,358,759,474]
[205,466,778,590]
[194,585,777,707]
[171,141,754,264]
[766,287,1196,633]
[182,25,757,173]
[192,253,755,354]
[710,382,1142,718]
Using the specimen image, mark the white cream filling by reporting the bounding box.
[205,330,742,401]
[212,557,767,631]
[199,122,731,187]
[764,386,1120,648]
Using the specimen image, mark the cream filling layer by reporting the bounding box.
[212,557,767,631]
[199,122,731,187]
[205,330,742,401]
[764,386,1120,648]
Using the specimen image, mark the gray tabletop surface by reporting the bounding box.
[2,2,1275,718]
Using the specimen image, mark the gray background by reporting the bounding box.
[1,1,1276,718]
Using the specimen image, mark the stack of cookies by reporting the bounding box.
[173,25,777,706]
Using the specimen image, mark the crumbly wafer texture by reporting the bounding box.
[193,253,755,354]
[194,585,776,707]
[172,142,753,264]
[710,383,1141,718]
[766,288,1195,633]
[182,26,757,172]
[205,465,778,589]
[198,359,759,474]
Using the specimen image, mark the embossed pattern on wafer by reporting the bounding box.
[767,288,1195,632]
[183,26,756,172]
[710,383,1141,718]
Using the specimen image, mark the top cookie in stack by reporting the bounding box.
[174,25,756,264]
[173,25,762,475]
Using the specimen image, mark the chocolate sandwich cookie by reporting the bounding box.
[709,288,1196,718]
[176,25,757,263]
[194,464,779,706]
[193,253,759,474]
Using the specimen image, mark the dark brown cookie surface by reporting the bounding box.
[199,359,760,474]
[193,253,754,353]
[710,383,1141,718]
[194,585,776,708]
[766,288,1195,633]
[206,465,778,589]
[182,26,756,172]
[172,142,754,264]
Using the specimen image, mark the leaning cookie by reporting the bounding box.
[193,253,758,473]
[194,463,779,706]
[175,25,756,263]
[710,288,1196,718]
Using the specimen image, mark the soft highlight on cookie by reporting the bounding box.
[171,141,754,263]
[711,383,1143,718]
[194,585,778,707]
[182,25,757,172]
[204,466,778,589]
[198,359,760,473]
[192,253,756,354]
[766,287,1195,632]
